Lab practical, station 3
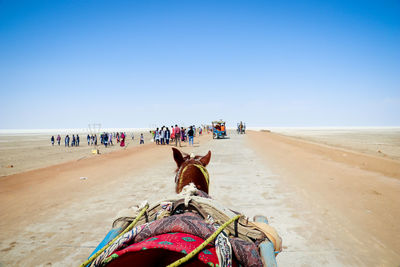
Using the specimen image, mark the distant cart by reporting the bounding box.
[212,120,227,139]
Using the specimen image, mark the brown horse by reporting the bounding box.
[172,147,211,194]
[84,147,280,267]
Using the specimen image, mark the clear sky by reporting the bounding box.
[0,0,399,129]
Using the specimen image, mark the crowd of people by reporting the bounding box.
[50,132,131,148]
[51,125,207,149]
[94,132,127,148]
[151,125,204,147]
[51,134,81,147]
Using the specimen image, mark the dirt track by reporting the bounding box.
[248,131,400,266]
[0,131,399,266]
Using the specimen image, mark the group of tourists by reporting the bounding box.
[51,134,81,147]
[51,125,209,148]
[151,125,204,147]
[93,132,127,148]
[51,131,146,148]
[51,135,61,146]
[86,132,126,147]
[87,134,98,146]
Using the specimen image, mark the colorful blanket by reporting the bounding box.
[93,213,262,267]
[105,232,219,266]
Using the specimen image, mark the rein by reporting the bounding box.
[176,162,210,189]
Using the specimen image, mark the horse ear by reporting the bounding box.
[172,147,185,167]
[199,150,211,166]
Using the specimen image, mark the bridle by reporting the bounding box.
[175,161,210,191]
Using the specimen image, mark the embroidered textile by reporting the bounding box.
[107,233,219,266]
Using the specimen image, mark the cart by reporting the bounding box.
[212,120,227,139]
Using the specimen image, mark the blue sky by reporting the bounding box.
[0,0,399,129]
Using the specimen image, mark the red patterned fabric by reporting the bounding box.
[113,233,218,266]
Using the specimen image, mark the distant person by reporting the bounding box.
[140,133,144,144]
[87,134,90,145]
[76,134,80,146]
[109,132,113,146]
[165,127,170,145]
[188,126,194,146]
[171,125,175,143]
[120,132,125,147]
[57,135,61,145]
[174,125,181,147]
[72,135,76,147]
[65,135,70,147]
[181,127,186,142]
[104,133,108,148]
[150,130,153,142]
[160,126,165,145]
[155,128,160,145]
[51,136,54,146]
[94,134,97,146]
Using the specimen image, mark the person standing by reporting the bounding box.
[109,132,113,146]
[174,125,181,147]
[155,128,160,145]
[161,126,165,145]
[65,135,70,147]
[51,136,55,146]
[171,125,175,143]
[150,130,154,141]
[165,127,170,145]
[104,133,108,148]
[188,126,194,146]
[87,134,90,145]
[57,135,61,145]
[181,127,186,142]
[120,132,125,147]
[140,133,144,144]
[76,134,80,146]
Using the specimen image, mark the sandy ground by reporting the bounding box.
[247,131,400,266]
[0,130,399,266]
[0,131,153,177]
[270,127,400,161]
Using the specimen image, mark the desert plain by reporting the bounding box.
[0,128,399,266]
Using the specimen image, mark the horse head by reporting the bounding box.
[172,147,211,194]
